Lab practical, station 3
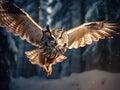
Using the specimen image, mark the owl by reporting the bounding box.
[0,0,119,75]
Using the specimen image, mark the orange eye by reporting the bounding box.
[59,36,62,39]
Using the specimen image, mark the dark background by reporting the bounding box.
[0,0,120,90]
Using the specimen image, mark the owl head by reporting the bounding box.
[45,25,68,48]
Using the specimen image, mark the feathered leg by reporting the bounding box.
[42,64,52,75]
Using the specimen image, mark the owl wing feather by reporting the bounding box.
[0,1,43,46]
[67,21,119,49]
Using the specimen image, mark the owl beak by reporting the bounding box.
[54,41,57,46]
[50,41,58,47]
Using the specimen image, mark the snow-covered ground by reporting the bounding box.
[10,70,120,90]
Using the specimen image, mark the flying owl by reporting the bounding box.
[0,0,119,75]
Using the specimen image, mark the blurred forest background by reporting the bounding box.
[0,0,120,90]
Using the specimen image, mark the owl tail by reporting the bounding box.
[25,49,41,65]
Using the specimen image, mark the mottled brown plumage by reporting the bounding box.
[0,0,119,75]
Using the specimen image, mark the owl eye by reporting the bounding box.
[59,36,62,39]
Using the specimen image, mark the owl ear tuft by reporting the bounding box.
[45,25,53,37]
[46,24,52,33]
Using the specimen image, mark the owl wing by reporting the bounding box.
[0,1,43,46]
[66,21,119,49]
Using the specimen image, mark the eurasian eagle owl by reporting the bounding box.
[0,0,119,75]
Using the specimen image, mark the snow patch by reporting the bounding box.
[10,70,120,90]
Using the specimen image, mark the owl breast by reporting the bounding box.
[40,46,67,59]
[38,31,68,59]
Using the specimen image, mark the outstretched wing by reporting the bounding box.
[67,21,119,49]
[0,0,43,46]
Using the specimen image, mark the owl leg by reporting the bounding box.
[42,64,52,75]
[47,64,52,75]
[42,65,47,72]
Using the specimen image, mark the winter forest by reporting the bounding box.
[1,0,120,90]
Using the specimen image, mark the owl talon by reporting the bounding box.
[47,64,52,75]
[47,70,52,76]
